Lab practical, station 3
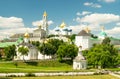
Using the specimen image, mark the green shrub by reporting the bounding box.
[25,73,35,77]
[25,61,38,66]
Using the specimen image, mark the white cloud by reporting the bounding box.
[0,16,37,40]
[98,0,116,3]
[84,2,102,8]
[106,27,120,36]
[32,20,54,26]
[80,13,120,24]
[75,17,81,23]
[116,22,120,26]
[76,11,91,16]
[72,13,120,37]
[76,12,81,16]
[0,16,24,29]
[84,2,93,6]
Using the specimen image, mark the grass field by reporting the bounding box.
[0,60,94,73]
[0,75,119,79]
[0,60,73,73]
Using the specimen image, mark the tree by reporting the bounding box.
[83,44,119,68]
[32,41,40,47]
[18,46,29,61]
[102,37,111,44]
[48,39,64,51]
[70,34,76,41]
[57,43,78,61]
[4,45,16,60]
[38,43,56,58]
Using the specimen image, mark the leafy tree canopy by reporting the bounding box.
[4,45,16,60]
[102,37,111,44]
[38,39,64,58]
[18,46,29,61]
[57,43,78,61]
[83,44,120,68]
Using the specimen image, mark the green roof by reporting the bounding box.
[16,37,23,43]
[90,37,100,40]
[99,31,107,37]
[0,42,18,48]
[110,37,120,40]
[0,37,24,48]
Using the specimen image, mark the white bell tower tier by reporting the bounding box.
[42,11,48,36]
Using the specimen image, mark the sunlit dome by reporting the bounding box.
[24,32,29,38]
[60,22,66,28]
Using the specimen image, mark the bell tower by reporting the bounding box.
[42,11,48,36]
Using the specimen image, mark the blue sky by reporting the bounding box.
[0,0,120,39]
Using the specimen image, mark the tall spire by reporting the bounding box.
[101,26,105,32]
[42,11,48,36]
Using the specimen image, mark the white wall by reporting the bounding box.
[75,36,90,50]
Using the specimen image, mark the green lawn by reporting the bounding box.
[0,60,71,73]
[0,60,94,73]
[1,75,119,79]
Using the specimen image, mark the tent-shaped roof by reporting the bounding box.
[77,30,91,36]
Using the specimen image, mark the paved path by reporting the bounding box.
[0,72,94,77]
[109,72,120,78]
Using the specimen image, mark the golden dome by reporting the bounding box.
[43,11,47,17]
[24,32,29,38]
[60,22,66,28]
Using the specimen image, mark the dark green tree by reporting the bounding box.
[38,43,56,58]
[102,37,111,44]
[4,45,16,60]
[48,39,64,51]
[57,43,78,61]
[70,34,76,41]
[83,44,119,68]
[32,41,40,47]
